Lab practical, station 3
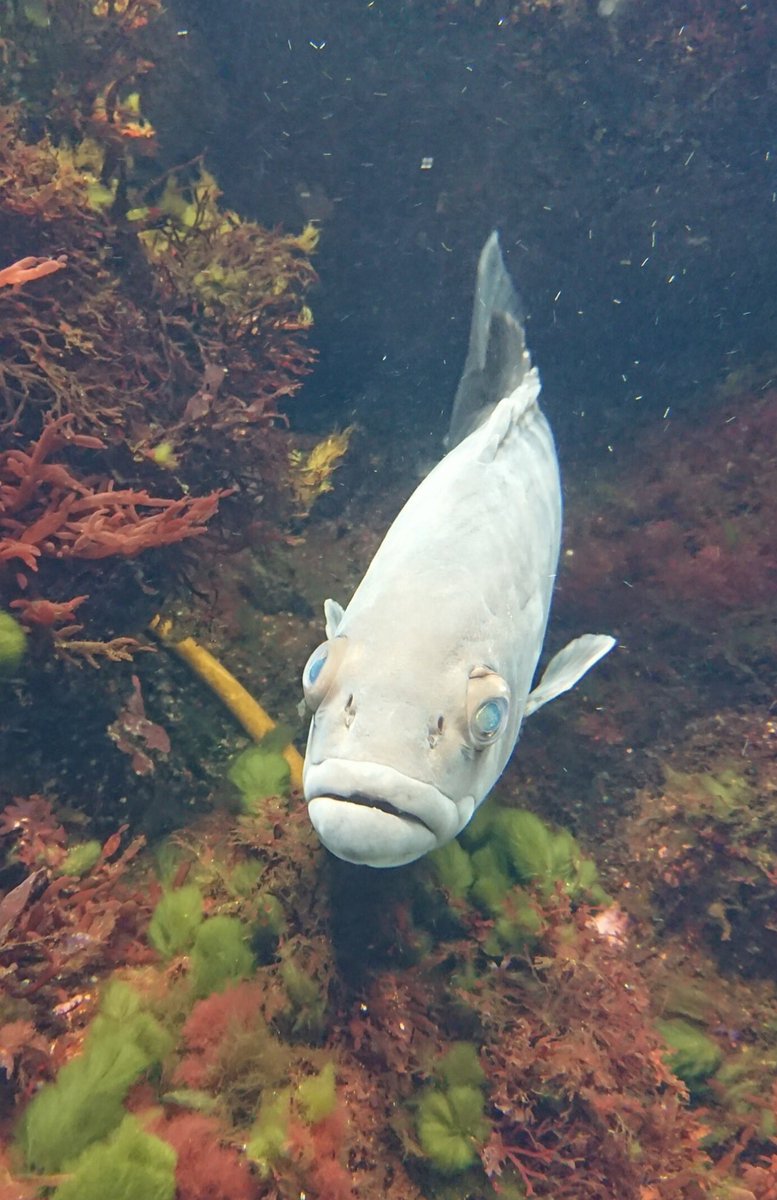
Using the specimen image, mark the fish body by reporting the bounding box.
[302,233,614,868]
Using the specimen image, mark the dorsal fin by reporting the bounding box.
[447,232,531,448]
[324,598,345,639]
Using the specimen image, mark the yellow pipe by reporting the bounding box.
[150,615,304,789]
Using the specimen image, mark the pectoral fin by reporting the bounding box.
[525,633,616,717]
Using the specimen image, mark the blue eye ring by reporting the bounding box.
[307,649,327,685]
[472,697,507,741]
[474,699,504,737]
[466,668,511,747]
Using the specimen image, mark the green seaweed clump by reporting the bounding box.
[51,1115,176,1200]
[0,610,26,676]
[415,1043,490,1175]
[18,981,172,1173]
[430,803,606,956]
[708,1047,777,1144]
[246,1061,338,1177]
[228,740,291,812]
[429,840,475,899]
[657,1018,722,1088]
[280,957,328,1039]
[296,1060,338,1123]
[148,884,204,959]
[417,1086,489,1175]
[56,838,102,877]
[190,914,256,998]
[437,1042,486,1089]
[246,1092,291,1177]
[496,808,607,902]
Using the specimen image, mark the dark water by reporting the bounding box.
[166,0,777,453]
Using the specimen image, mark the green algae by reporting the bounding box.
[297,1061,338,1123]
[190,914,256,998]
[0,611,26,677]
[430,803,605,956]
[430,839,475,898]
[18,981,171,1173]
[51,1115,176,1200]
[280,958,328,1039]
[246,1092,291,1177]
[228,740,291,812]
[415,1043,490,1175]
[56,838,102,877]
[657,1017,722,1087]
[416,1085,490,1174]
[437,1043,486,1090]
[148,884,204,959]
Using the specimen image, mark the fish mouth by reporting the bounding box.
[304,760,465,868]
[335,791,434,830]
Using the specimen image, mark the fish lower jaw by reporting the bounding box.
[308,795,439,867]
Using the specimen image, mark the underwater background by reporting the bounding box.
[1,1,777,1197]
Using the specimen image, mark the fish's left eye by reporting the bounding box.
[473,698,507,739]
[466,668,511,747]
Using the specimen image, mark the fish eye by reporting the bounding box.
[466,668,511,747]
[307,648,327,685]
[473,698,506,739]
[302,638,347,710]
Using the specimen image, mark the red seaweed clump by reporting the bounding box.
[150,1112,259,1200]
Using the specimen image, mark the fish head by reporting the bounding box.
[301,631,517,868]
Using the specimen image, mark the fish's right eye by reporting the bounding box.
[302,638,346,710]
[307,648,327,685]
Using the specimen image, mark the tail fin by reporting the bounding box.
[447,232,532,448]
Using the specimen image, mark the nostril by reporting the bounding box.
[344,694,356,728]
[428,714,445,748]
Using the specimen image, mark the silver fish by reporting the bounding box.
[302,233,615,868]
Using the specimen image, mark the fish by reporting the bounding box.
[301,232,615,868]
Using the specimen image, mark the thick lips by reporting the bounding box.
[308,796,438,867]
[330,791,434,829]
[304,759,465,868]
